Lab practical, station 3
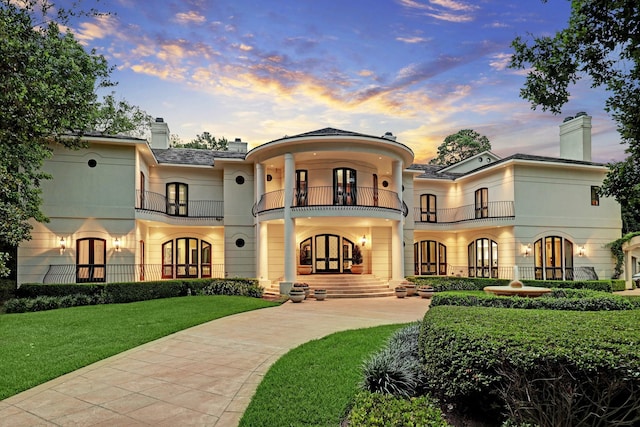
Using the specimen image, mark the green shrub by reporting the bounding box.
[347,391,449,427]
[361,323,425,398]
[522,279,612,292]
[612,279,627,291]
[196,279,263,298]
[103,281,184,303]
[16,283,105,298]
[0,279,16,303]
[406,276,614,292]
[430,290,640,311]
[419,306,640,424]
[4,294,100,313]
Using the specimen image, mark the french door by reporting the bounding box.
[315,234,341,272]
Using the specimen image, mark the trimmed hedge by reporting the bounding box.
[407,276,615,292]
[419,306,640,425]
[0,279,16,303]
[5,278,263,313]
[430,289,640,311]
[612,279,627,291]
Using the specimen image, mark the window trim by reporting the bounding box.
[591,185,600,206]
[420,194,437,223]
[295,169,308,207]
[76,238,106,283]
[474,188,488,219]
[468,238,498,278]
[166,182,188,216]
[534,236,574,280]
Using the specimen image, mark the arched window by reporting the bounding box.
[420,194,437,223]
[162,238,213,279]
[475,188,488,218]
[76,238,106,283]
[468,238,498,278]
[334,168,357,206]
[534,236,574,280]
[413,240,447,275]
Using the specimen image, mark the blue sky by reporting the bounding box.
[63,0,624,163]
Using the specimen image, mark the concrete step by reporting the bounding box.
[264,273,394,299]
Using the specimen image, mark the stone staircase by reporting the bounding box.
[265,274,394,299]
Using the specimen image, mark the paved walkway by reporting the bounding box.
[0,297,430,426]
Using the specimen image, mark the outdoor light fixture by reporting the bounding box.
[578,246,586,257]
[522,243,531,257]
[114,238,122,252]
[59,237,66,254]
[360,235,367,247]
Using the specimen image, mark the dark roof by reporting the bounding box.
[411,153,606,181]
[152,148,216,166]
[408,163,462,180]
[269,127,395,143]
[67,131,146,142]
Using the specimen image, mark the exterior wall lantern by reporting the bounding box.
[114,238,122,252]
[59,237,66,254]
[522,243,531,257]
[360,235,367,247]
[578,246,586,257]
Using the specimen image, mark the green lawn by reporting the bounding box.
[0,296,278,400]
[240,323,405,427]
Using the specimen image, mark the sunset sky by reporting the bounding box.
[60,0,625,163]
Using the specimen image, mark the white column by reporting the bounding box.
[282,153,296,290]
[258,222,269,286]
[391,160,405,284]
[255,163,265,201]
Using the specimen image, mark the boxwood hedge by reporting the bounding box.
[407,276,615,292]
[419,306,640,425]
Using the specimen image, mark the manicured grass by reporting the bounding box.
[239,323,405,427]
[0,296,278,400]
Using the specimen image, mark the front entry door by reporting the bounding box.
[315,234,340,273]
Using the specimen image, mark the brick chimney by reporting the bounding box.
[150,117,170,149]
[559,112,591,162]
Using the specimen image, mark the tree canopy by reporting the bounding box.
[429,129,491,166]
[173,131,229,150]
[0,0,150,276]
[510,0,640,232]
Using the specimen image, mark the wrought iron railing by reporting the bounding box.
[413,201,514,224]
[136,190,224,219]
[252,186,404,216]
[441,265,597,281]
[43,264,226,284]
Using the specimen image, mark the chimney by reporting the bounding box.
[150,117,170,149]
[559,112,591,162]
[227,137,248,153]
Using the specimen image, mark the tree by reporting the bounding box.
[429,129,491,166]
[510,0,640,232]
[600,157,640,233]
[0,0,148,277]
[174,131,229,150]
[92,93,153,139]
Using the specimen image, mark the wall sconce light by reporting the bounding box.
[59,237,66,254]
[522,243,531,257]
[360,235,367,247]
[114,238,122,252]
[578,246,586,257]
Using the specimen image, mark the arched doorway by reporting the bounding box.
[302,234,356,273]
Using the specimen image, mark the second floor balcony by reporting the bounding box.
[135,190,224,221]
[252,186,408,216]
[413,201,514,225]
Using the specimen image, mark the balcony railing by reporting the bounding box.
[136,190,224,219]
[413,201,514,224]
[43,264,226,284]
[441,265,598,281]
[252,186,406,216]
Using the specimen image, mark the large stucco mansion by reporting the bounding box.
[16,113,640,291]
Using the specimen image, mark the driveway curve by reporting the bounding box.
[1,297,430,426]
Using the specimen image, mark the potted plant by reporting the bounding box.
[293,282,310,299]
[313,289,327,301]
[403,282,417,296]
[418,285,435,299]
[351,245,363,274]
[395,286,407,298]
[288,287,306,303]
[297,248,312,275]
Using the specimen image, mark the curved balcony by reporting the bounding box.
[413,201,514,225]
[135,190,224,222]
[252,186,407,216]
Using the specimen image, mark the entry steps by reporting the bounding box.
[264,274,394,299]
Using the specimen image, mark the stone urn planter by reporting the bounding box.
[288,288,306,303]
[403,283,417,297]
[313,289,327,301]
[395,286,407,298]
[297,265,312,275]
[418,286,435,299]
[293,283,310,299]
